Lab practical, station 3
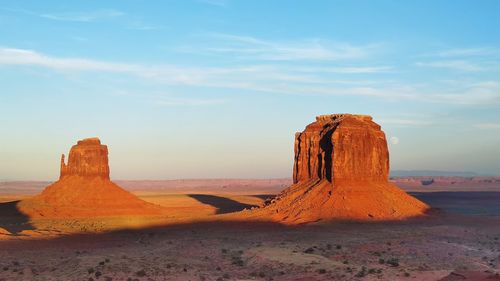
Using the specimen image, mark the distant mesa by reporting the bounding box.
[18,138,163,218]
[249,114,429,223]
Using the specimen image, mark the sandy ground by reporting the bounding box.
[0,181,499,280]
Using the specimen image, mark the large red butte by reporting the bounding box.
[19,138,162,218]
[252,114,429,223]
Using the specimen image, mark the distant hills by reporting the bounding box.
[390,170,482,177]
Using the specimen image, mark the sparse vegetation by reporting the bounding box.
[135,269,146,277]
[355,266,367,277]
[304,247,315,253]
[386,258,399,267]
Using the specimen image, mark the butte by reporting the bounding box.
[18,138,162,218]
[247,114,429,224]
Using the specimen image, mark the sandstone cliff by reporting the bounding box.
[60,137,109,179]
[19,138,162,218]
[249,114,429,223]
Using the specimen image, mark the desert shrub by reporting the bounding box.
[231,257,244,266]
[304,247,314,254]
[386,258,399,267]
[355,267,367,277]
[136,269,146,277]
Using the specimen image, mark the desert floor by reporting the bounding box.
[0,181,499,281]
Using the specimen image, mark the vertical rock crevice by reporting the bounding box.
[253,113,429,223]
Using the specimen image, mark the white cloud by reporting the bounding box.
[39,9,125,22]
[155,98,227,106]
[1,47,499,107]
[434,47,498,57]
[180,33,380,61]
[473,123,500,129]
[378,118,432,127]
[415,60,486,72]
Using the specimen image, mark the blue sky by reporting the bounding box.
[1,0,499,180]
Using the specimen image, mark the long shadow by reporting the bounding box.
[0,200,35,235]
[410,191,500,216]
[188,194,258,214]
[251,194,276,201]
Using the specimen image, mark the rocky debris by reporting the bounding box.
[18,138,163,218]
[251,114,429,223]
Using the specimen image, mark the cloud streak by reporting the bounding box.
[1,47,499,107]
[39,9,124,22]
[180,33,380,61]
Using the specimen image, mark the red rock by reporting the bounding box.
[60,137,109,179]
[19,138,162,218]
[250,114,429,223]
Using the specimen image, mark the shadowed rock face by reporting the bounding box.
[60,138,110,179]
[250,114,429,224]
[293,114,389,184]
[19,138,162,218]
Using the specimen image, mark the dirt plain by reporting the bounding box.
[0,179,499,281]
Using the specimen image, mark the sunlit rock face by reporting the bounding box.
[60,137,110,179]
[19,138,162,218]
[251,114,429,224]
[293,114,389,184]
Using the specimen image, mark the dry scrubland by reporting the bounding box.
[0,180,500,281]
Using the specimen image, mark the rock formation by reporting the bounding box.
[250,114,429,223]
[59,138,110,179]
[19,138,162,218]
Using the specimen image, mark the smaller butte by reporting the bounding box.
[247,114,430,224]
[18,138,163,218]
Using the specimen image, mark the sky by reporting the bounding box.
[1,0,499,180]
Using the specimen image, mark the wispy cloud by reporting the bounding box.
[39,9,124,22]
[198,0,227,7]
[433,47,499,57]
[415,60,491,72]
[474,123,500,129]
[1,7,161,29]
[155,97,227,106]
[416,46,500,72]
[1,47,499,107]
[179,33,380,61]
[378,118,432,127]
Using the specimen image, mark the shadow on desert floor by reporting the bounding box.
[410,191,500,216]
[251,194,276,201]
[0,200,35,235]
[188,194,259,214]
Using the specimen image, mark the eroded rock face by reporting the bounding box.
[249,114,429,223]
[60,137,110,179]
[19,138,162,218]
[293,114,389,183]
